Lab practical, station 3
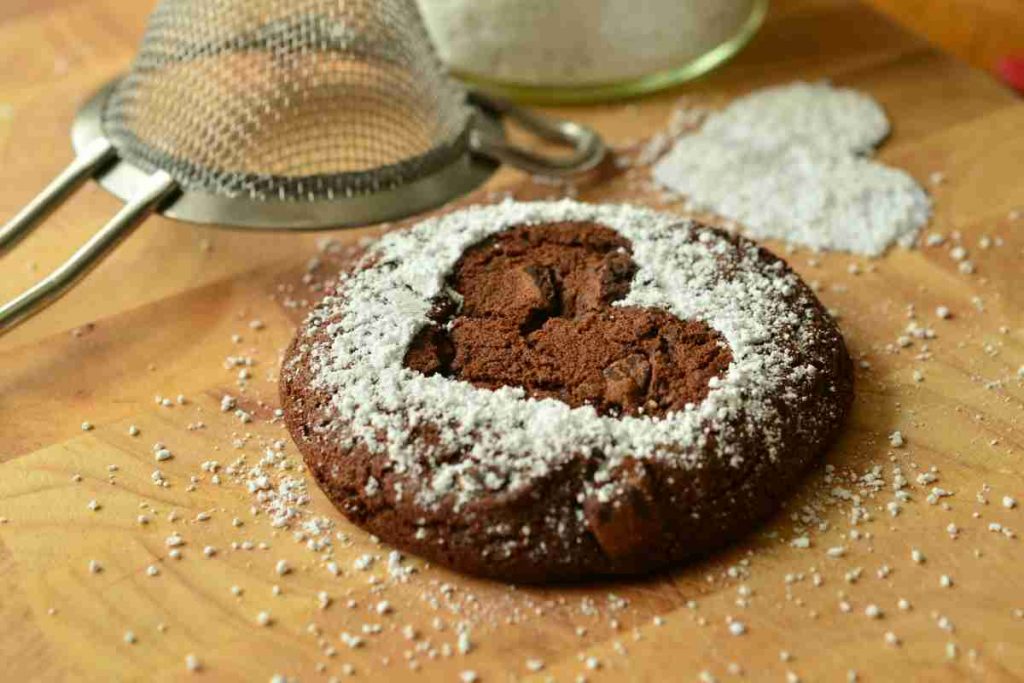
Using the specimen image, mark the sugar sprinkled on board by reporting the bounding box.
[34,186,1018,682]
[184,654,201,673]
[456,629,473,654]
[696,82,889,154]
[652,82,931,256]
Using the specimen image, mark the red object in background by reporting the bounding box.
[997,56,1024,94]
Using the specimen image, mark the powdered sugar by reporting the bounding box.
[298,200,839,507]
[653,82,931,256]
[699,82,889,154]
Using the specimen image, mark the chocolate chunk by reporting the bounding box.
[515,264,559,327]
[572,252,632,314]
[584,459,663,560]
[403,325,453,376]
[602,353,651,407]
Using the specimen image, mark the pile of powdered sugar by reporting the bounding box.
[298,200,831,507]
[652,82,931,256]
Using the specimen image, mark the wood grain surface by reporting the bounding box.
[2,1,1024,681]
[865,0,1024,71]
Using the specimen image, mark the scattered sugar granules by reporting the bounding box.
[653,82,930,255]
[457,630,474,654]
[39,187,1017,683]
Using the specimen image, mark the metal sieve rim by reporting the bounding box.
[72,78,501,230]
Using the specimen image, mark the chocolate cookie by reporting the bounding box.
[281,201,853,582]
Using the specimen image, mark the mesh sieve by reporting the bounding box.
[1,0,604,334]
[103,0,472,201]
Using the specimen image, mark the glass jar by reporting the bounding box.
[417,0,768,104]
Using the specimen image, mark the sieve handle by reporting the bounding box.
[0,139,118,256]
[0,170,178,336]
[468,93,606,177]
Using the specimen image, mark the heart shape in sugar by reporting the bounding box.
[404,222,733,419]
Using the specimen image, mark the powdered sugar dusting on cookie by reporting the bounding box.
[298,200,841,507]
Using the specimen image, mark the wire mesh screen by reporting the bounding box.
[102,0,471,200]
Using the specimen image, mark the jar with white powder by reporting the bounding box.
[417,0,768,103]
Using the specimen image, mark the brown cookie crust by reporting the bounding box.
[281,212,853,583]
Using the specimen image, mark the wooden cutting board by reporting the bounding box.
[2,1,1024,681]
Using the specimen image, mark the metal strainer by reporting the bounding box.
[0,0,604,334]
